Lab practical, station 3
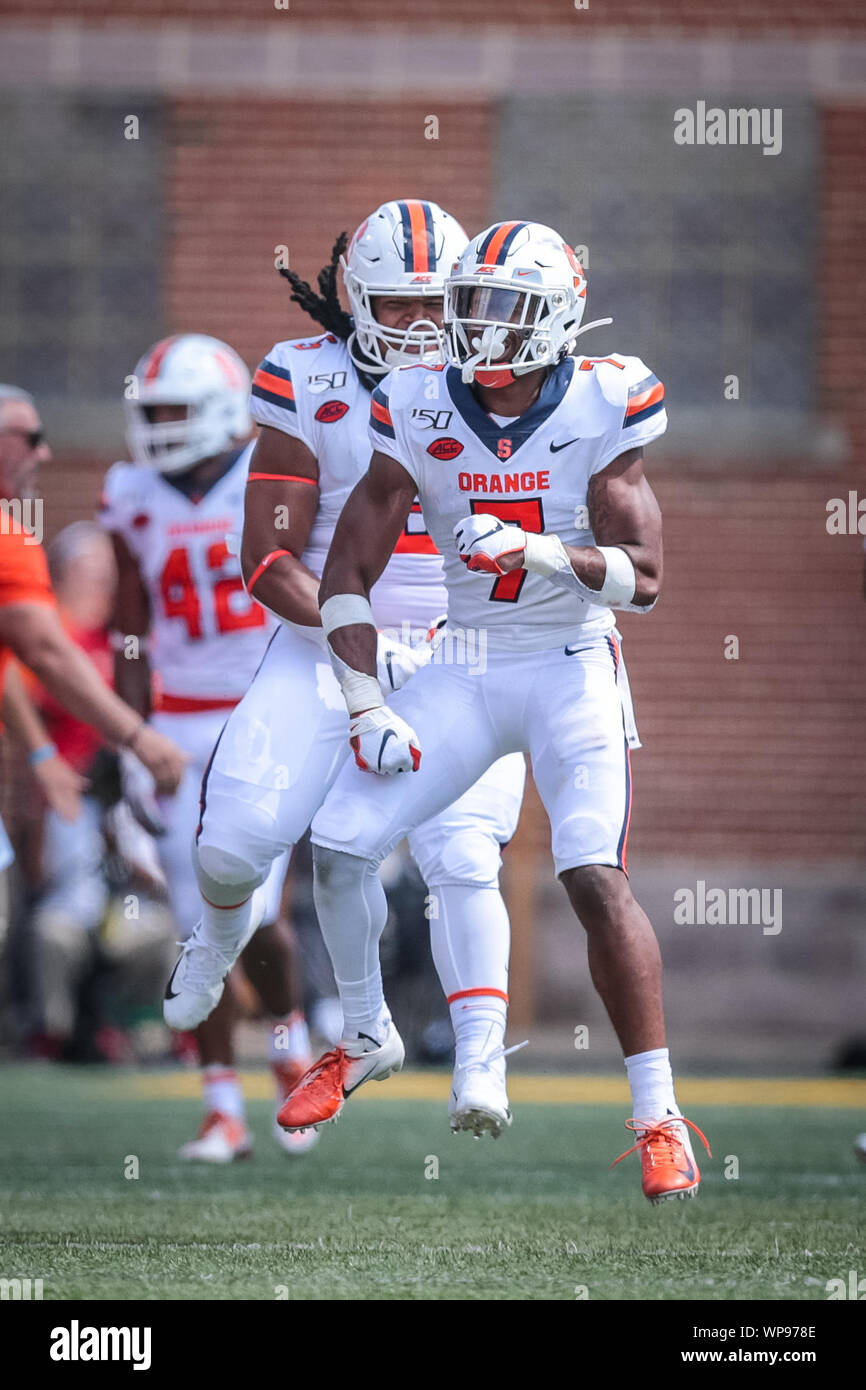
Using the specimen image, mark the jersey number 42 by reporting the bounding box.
[160,542,266,638]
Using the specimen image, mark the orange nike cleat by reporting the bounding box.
[610,1114,712,1204]
[178,1111,253,1164]
[272,1057,311,1099]
[271,1058,320,1155]
[277,1023,404,1132]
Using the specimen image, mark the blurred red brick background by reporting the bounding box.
[2,4,864,867]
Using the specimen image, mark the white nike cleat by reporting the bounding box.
[163,888,266,1031]
[178,1112,253,1164]
[449,1040,528,1139]
[277,1022,405,1131]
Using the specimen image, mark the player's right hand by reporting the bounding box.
[131,725,188,796]
[348,705,422,775]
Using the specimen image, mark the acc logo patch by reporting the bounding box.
[427,437,463,460]
[315,401,350,423]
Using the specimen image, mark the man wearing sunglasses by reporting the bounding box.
[0,385,186,809]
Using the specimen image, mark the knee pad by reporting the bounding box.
[194,843,265,907]
[409,827,503,891]
[195,790,282,903]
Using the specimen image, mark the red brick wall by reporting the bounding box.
[624,473,866,860]
[819,105,866,449]
[4,83,865,865]
[167,99,491,368]
[2,1,864,31]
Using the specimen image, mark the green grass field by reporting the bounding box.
[0,1065,863,1301]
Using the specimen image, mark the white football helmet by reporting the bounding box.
[341,200,468,374]
[125,334,251,474]
[443,221,611,387]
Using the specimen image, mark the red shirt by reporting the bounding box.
[36,622,114,772]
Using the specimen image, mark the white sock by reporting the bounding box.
[624,1047,679,1123]
[269,1009,311,1063]
[200,886,261,953]
[202,1064,245,1120]
[312,846,391,1043]
[450,994,508,1067]
[429,883,510,1000]
[335,972,391,1045]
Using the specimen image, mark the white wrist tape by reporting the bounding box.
[522,534,640,609]
[320,593,376,638]
[521,531,573,580]
[333,663,384,716]
[596,547,638,606]
[320,594,383,715]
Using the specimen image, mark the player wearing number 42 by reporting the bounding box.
[100,334,312,1162]
[282,218,712,1203]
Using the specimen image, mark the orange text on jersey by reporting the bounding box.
[457,470,550,494]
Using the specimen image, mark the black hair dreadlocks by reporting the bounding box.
[278,232,354,341]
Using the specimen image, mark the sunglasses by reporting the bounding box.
[0,427,45,449]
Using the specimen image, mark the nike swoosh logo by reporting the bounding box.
[466,522,503,546]
[564,643,589,656]
[164,959,181,1000]
[549,438,581,453]
[378,728,397,771]
[677,1162,696,1182]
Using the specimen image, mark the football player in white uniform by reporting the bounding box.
[101,334,311,1162]
[162,202,527,1138]
[279,221,712,1203]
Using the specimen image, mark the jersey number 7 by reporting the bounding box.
[468,498,545,602]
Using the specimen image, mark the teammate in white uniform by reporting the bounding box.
[163,202,526,1138]
[101,334,309,1162]
[280,221,712,1202]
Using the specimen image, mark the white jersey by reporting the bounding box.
[99,443,275,702]
[368,353,667,652]
[249,333,446,633]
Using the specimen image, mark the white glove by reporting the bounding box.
[453,514,526,576]
[349,705,422,775]
[118,747,167,837]
[376,631,431,694]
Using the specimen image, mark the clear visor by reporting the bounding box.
[449,286,544,329]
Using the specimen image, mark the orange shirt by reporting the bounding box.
[0,518,56,697]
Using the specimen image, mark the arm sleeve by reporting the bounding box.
[250,346,316,451]
[595,356,668,473]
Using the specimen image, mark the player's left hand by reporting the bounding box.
[453,514,526,576]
